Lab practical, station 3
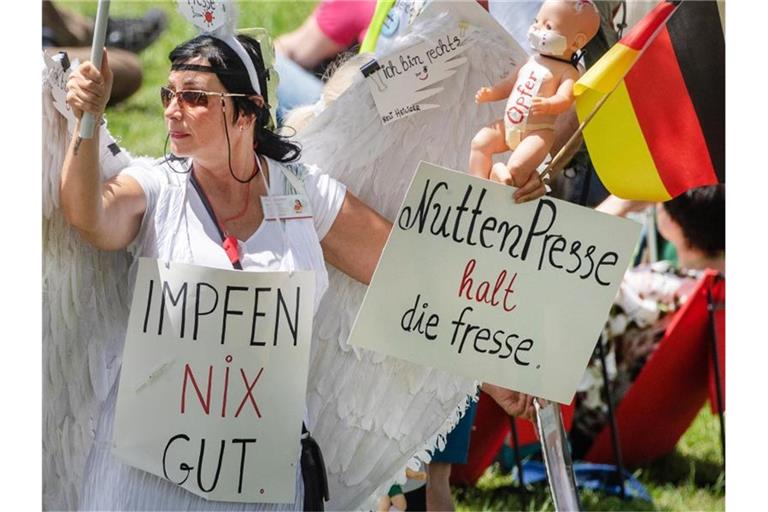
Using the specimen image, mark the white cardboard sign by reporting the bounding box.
[176,0,231,32]
[364,25,474,125]
[43,51,77,132]
[348,162,641,404]
[113,259,315,503]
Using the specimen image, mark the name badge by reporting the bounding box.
[261,194,313,220]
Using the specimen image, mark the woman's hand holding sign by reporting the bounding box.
[482,382,536,423]
[486,156,549,204]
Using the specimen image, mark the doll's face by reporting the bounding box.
[529,0,601,57]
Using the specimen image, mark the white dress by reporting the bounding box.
[79,156,346,511]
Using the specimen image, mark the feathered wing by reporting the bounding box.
[298,14,526,510]
[42,57,137,510]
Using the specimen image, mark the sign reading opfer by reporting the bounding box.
[348,162,641,403]
[113,259,315,503]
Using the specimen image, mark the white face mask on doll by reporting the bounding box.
[527,26,568,56]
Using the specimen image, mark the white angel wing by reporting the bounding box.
[298,13,525,510]
[42,55,136,510]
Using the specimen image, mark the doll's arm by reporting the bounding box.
[530,76,577,116]
[475,67,521,103]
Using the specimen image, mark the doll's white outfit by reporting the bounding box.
[503,58,556,149]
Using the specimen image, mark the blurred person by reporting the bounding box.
[424,399,478,512]
[42,0,166,104]
[274,0,376,120]
[571,185,725,456]
[280,51,373,133]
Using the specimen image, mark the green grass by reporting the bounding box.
[455,407,725,511]
[58,3,725,510]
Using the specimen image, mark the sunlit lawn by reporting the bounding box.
[456,407,724,511]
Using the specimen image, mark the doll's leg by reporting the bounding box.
[492,129,554,186]
[469,120,508,179]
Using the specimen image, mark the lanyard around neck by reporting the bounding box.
[189,171,244,270]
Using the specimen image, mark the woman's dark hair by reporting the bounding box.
[662,184,725,257]
[169,34,300,162]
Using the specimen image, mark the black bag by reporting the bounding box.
[301,424,329,511]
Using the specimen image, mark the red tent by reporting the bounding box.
[585,271,724,465]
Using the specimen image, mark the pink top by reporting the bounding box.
[314,0,377,46]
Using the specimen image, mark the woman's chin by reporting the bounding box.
[169,140,192,157]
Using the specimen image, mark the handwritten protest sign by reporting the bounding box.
[348,162,641,403]
[43,51,76,131]
[364,24,474,125]
[113,259,315,503]
[363,0,528,126]
[177,0,230,32]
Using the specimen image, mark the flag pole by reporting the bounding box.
[79,0,111,139]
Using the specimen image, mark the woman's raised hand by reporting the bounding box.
[66,49,114,120]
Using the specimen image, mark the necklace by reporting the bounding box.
[222,156,262,225]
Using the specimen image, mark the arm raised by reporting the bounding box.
[274,15,347,70]
[60,50,147,251]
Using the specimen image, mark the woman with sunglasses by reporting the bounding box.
[62,33,397,511]
[61,33,543,510]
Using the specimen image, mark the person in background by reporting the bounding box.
[274,0,376,120]
[424,400,479,511]
[43,1,166,105]
[571,185,725,457]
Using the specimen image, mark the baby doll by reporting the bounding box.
[469,0,600,187]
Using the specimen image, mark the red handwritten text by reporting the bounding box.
[458,259,518,313]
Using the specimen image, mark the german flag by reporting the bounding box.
[574,0,725,201]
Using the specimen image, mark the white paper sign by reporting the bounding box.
[363,1,530,125]
[364,25,474,125]
[113,259,315,503]
[43,51,77,132]
[348,162,641,403]
[43,50,126,167]
[177,0,232,32]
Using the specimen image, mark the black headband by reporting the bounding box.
[171,63,247,76]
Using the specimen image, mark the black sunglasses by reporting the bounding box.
[160,86,248,108]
